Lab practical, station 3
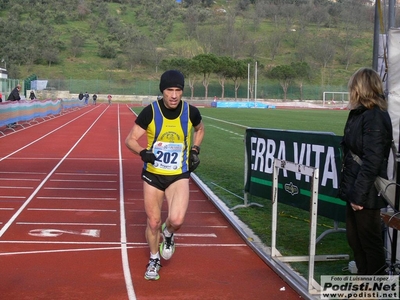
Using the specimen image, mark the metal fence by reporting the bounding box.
[1,77,348,101]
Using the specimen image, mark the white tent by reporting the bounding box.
[386,27,400,267]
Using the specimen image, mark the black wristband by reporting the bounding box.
[192,145,200,154]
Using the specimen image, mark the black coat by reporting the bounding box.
[7,87,21,101]
[338,105,393,209]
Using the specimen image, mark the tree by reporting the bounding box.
[214,56,235,99]
[160,58,201,100]
[192,53,218,99]
[267,64,296,101]
[70,32,86,58]
[225,59,248,100]
[291,62,311,101]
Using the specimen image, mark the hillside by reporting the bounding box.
[0,0,376,91]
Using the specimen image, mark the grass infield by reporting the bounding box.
[132,106,356,283]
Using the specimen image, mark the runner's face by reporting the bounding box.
[162,88,183,109]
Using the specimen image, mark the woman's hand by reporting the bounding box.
[351,203,364,211]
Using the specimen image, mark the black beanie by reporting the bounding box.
[159,70,184,93]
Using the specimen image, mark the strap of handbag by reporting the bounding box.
[349,141,397,179]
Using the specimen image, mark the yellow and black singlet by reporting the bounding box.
[144,100,193,175]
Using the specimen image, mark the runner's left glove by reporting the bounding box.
[189,149,200,172]
[140,149,156,164]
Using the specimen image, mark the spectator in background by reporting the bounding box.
[8,84,21,102]
[107,94,112,105]
[0,92,2,102]
[92,93,97,105]
[6,84,21,128]
[84,92,89,105]
[29,90,36,100]
[78,92,84,101]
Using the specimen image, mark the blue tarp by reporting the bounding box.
[211,101,275,109]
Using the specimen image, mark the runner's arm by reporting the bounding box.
[125,124,147,155]
[192,121,204,150]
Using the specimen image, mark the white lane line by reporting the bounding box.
[55,172,117,176]
[129,210,216,214]
[37,196,116,201]
[0,107,98,163]
[118,105,136,300]
[0,171,46,175]
[0,107,109,238]
[27,208,116,212]
[0,196,26,199]
[0,240,146,245]
[0,243,247,256]
[0,186,33,189]
[0,208,14,210]
[44,187,117,190]
[50,179,117,183]
[0,246,136,256]
[16,222,116,226]
[0,178,41,181]
[175,233,217,238]
[130,224,228,228]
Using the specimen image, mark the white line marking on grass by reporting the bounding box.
[207,124,243,137]
[202,116,249,129]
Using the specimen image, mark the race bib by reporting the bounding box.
[152,141,183,171]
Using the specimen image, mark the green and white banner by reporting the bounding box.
[245,128,345,222]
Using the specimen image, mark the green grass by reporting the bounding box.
[131,106,353,283]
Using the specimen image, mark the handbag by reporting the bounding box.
[349,142,397,209]
[374,176,396,208]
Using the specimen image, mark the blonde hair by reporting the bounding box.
[348,67,387,110]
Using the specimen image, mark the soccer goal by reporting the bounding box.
[322,92,349,107]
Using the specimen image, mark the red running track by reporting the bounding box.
[0,104,302,300]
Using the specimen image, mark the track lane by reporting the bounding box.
[1,104,133,299]
[0,104,302,300]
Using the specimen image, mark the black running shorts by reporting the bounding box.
[141,169,190,191]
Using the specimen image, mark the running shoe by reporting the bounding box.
[144,258,161,280]
[160,223,175,260]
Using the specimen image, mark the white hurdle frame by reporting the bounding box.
[271,158,349,294]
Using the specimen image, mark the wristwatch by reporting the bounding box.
[192,145,200,154]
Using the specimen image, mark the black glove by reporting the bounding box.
[189,149,200,172]
[140,149,156,164]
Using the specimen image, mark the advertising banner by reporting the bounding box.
[245,128,345,222]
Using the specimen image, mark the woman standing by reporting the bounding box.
[338,67,393,275]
